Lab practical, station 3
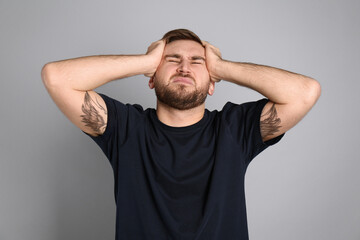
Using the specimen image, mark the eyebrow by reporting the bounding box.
[164,54,181,59]
[165,54,205,61]
[191,56,205,61]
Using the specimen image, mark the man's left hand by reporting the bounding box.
[202,40,223,82]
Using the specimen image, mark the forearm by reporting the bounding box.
[214,60,320,105]
[42,54,154,91]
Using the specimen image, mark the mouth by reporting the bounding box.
[172,77,194,85]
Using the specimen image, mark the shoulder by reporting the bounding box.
[87,93,149,141]
[220,99,269,119]
[98,93,145,115]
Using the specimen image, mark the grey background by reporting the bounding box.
[1,0,359,239]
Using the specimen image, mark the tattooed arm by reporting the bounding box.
[202,41,321,142]
[222,62,321,142]
[41,40,165,136]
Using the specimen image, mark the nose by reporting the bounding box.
[177,60,191,74]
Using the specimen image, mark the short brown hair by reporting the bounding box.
[162,29,202,45]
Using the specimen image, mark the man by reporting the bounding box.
[42,29,321,240]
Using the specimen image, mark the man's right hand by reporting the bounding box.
[144,39,166,78]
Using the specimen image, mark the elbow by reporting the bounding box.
[41,62,60,90]
[304,78,321,106]
[310,78,321,102]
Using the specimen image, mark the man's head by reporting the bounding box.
[162,29,203,45]
[149,29,214,110]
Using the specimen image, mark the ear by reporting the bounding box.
[148,75,155,89]
[208,80,215,96]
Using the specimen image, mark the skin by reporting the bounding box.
[145,39,321,141]
[42,37,321,141]
[148,40,215,127]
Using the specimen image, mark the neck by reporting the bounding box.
[155,100,205,127]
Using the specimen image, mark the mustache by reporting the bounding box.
[170,73,195,81]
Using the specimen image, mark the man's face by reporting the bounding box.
[149,40,214,110]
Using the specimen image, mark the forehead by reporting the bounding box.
[163,40,205,57]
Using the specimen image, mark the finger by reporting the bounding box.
[157,39,166,47]
[201,40,209,47]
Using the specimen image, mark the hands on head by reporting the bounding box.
[144,39,223,83]
[201,40,222,83]
[144,39,166,78]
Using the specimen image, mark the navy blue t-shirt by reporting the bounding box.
[85,93,284,240]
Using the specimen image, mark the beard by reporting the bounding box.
[154,75,209,110]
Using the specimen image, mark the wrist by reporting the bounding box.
[210,59,227,81]
[142,54,162,77]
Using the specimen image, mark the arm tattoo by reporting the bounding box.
[260,103,281,139]
[80,91,107,134]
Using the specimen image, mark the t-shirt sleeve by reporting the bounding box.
[222,99,284,164]
[82,93,143,167]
